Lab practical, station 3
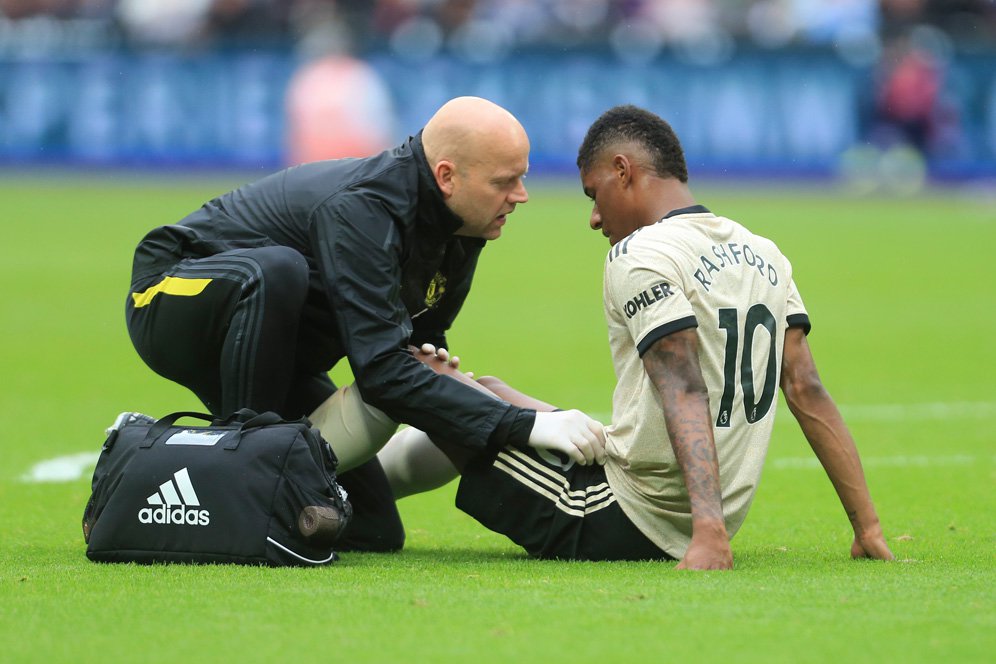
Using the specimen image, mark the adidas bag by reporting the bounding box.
[82,409,352,567]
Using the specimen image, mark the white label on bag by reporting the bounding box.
[165,429,227,446]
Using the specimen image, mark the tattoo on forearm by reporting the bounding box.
[644,338,725,522]
[669,418,724,519]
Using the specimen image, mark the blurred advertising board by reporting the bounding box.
[0,49,992,179]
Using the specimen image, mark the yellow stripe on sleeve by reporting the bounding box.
[132,276,213,308]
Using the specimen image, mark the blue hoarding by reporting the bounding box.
[0,49,993,178]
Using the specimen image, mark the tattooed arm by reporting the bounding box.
[643,328,733,570]
[780,328,894,561]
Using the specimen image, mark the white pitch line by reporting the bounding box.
[20,451,101,483]
[17,402,995,484]
[837,401,996,422]
[595,401,995,425]
[768,454,986,470]
[20,449,986,484]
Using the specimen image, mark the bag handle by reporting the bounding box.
[140,411,216,448]
[139,409,297,451]
[222,410,292,450]
[218,408,284,428]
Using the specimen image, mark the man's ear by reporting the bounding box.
[612,154,633,188]
[433,160,457,198]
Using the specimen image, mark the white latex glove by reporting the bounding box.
[528,410,607,466]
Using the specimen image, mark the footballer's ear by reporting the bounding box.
[612,154,634,187]
[433,160,457,198]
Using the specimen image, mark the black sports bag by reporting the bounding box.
[82,409,352,567]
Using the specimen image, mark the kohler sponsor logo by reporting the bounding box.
[624,282,673,319]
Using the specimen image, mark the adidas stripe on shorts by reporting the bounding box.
[455,445,673,561]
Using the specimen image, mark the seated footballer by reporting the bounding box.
[374,105,895,569]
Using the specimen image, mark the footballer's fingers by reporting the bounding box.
[419,343,437,356]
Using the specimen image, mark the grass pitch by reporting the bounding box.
[0,175,993,663]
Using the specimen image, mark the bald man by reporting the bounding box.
[125,96,605,552]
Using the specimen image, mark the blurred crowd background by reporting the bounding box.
[2,1,994,52]
[2,1,995,189]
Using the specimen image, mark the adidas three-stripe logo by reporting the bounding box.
[493,449,616,517]
[137,467,211,526]
[146,467,200,507]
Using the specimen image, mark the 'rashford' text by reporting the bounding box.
[693,242,778,292]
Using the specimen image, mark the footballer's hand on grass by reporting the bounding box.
[528,410,606,466]
[676,535,733,571]
[851,525,895,561]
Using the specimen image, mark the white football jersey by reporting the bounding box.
[601,206,809,558]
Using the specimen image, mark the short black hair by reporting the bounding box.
[576,105,688,183]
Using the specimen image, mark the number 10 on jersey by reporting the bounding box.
[715,304,778,428]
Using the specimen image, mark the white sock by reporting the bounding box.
[378,427,459,499]
[308,384,398,473]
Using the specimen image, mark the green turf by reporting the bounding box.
[0,176,993,663]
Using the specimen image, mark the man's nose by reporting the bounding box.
[590,207,601,230]
[509,180,528,204]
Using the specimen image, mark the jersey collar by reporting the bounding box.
[663,204,711,219]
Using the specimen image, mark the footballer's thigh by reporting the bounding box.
[456,445,671,561]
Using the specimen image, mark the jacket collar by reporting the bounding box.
[411,131,466,237]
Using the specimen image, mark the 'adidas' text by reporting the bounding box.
[138,504,210,526]
[137,467,211,526]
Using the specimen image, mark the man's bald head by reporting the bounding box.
[422,96,529,169]
[420,97,530,241]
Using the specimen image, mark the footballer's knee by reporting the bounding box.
[476,375,507,391]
